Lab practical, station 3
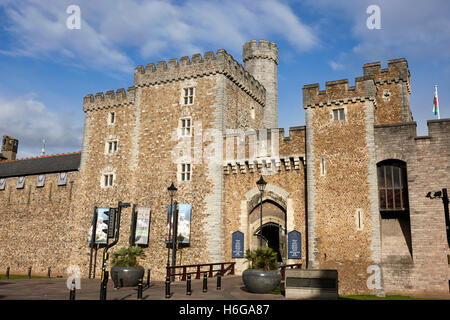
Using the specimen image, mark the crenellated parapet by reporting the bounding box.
[242,39,278,64]
[134,49,266,106]
[303,78,377,109]
[363,58,410,90]
[222,126,306,175]
[83,87,136,112]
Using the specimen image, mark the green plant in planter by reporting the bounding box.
[244,247,278,271]
[111,246,146,267]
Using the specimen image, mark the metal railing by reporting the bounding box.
[166,262,235,281]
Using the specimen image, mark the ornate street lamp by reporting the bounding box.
[167,182,177,280]
[256,176,267,248]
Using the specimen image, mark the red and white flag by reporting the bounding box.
[433,85,440,119]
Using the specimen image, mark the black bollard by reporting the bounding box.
[186,274,192,295]
[69,279,76,300]
[48,267,51,278]
[165,276,171,298]
[27,267,32,279]
[6,267,10,280]
[137,278,143,300]
[216,272,221,290]
[146,269,150,288]
[202,272,208,293]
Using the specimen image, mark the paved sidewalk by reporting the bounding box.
[0,275,286,300]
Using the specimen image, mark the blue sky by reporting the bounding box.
[0,0,449,158]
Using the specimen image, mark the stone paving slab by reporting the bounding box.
[0,275,286,300]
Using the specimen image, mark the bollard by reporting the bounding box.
[165,276,171,299]
[186,274,192,295]
[27,267,32,279]
[146,269,150,288]
[216,272,221,290]
[137,278,143,300]
[202,272,208,293]
[6,267,10,280]
[69,279,76,300]
[100,271,109,300]
[48,267,51,278]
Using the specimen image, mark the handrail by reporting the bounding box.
[166,262,235,281]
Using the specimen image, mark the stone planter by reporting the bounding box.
[242,269,281,294]
[110,266,145,288]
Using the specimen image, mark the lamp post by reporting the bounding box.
[167,182,177,281]
[256,175,267,248]
[426,188,450,246]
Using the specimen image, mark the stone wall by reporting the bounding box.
[375,119,450,294]
[0,171,79,276]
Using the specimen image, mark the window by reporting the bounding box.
[180,118,191,137]
[183,87,194,105]
[332,108,345,122]
[320,156,326,176]
[107,140,118,154]
[181,163,191,182]
[103,174,114,187]
[356,209,363,231]
[377,160,408,211]
[58,172,67,186]
[108,112,116,125]
[36,175,45,188]
[0,178,5,190]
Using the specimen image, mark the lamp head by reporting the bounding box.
[168,182,177,198]
[256,175,267,192]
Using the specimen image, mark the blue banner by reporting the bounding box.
[232,231,244,258]
[288,230,301,259]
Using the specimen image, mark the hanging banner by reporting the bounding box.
[177,204,191,245]
[87,208,110,245]
[58,172,67,186]
[135,207,151,245]
[232,231,244,258]
[16,176,25,189]
[166,203,191,245]
[0,178,5,190]
[288,230,301,259]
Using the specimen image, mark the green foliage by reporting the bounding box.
[111,246,146,267]
[244,247,278,271]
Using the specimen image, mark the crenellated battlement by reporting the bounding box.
[242,39,279,64]
[363,58,410,83]
[134,49,266,106]
[303,77,377,109]
[222,126,305,175]
[83,87,136,112]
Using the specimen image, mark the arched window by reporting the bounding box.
[377,160,409,212]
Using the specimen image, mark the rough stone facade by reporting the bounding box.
[0,40,448,296]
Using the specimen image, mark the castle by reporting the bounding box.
[0,40,449,296]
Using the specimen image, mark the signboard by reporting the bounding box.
[58,172,67,186]
[167,203,191,245]
[0,178,5,190]
[232,231,244,258]
[288,230,301,259]
[87,208,110,245]
[134,207,151,245]
[36,175,45,188]
[16,176,25,189]
[177,204,191,245]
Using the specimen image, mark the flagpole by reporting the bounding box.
[435,85,440,119]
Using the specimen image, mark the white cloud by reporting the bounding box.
[328,60,344,70]
[0,93,82,158]
[0,0,319,74]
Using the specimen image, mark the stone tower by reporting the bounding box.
[1,135,18,160]
[243,40,278,129]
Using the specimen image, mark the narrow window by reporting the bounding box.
[356,209,363,230]
[181,163,191,181]
[109,112,116,125]
[103,174,114,187]
[320,156,326,176]
[333,108,345,122]
[107,140,118,154]
[183,87,195,105]
[180,118,191,137]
